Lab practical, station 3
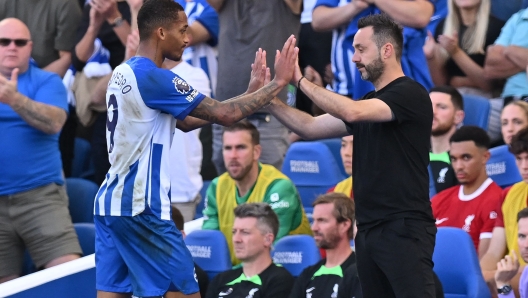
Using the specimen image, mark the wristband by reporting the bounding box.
[297,76,305,91]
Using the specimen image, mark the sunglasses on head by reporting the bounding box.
[0,38,30,47]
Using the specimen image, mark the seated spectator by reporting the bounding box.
[429,86,465,197]
[328,135,353,198]
[481,128,528,289]
[289,193,359,298]
[432,126,502,257]
[492,208,528,297]
[171,206,209,297]
[202,121,312,265]
[0,18,81,283]
[484,8,528,106]
[424,0,504,98]
[501,101,528,145]
[206,203,294,298]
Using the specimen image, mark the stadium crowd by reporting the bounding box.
[1,0,528,297]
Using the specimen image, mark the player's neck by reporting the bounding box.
[462,172,489,195]
[236,163,260,197]
[324,240,352,268]
[372,64,405,91]
[136,41,164,68]
[242,253,272,277]
[431,128,456,154]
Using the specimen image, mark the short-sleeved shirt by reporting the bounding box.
[434,15,505,78]
[94,57,205,220]
[206,263,294,298]
[0,0,82,68]
[345,77,434,229]
[431,178,501,249]
[289,252,356,298]
[494,8,528,97]
[0,64,68,195]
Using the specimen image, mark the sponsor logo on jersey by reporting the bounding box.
[490,211,497,219]
[270,201,290,209]
[173,77,191,94]
[435,218,448,225]
[270,193,279,202]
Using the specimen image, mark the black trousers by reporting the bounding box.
[355,218,437,298]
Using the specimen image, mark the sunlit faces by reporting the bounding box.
[162,11,189,62]
[0,19,32,72]
[515,152,528,184]
[340,135,353,176]
[518,217,528,263]
[311,203,349,249]
[449,141,489,184]
[431,92,459,136]
[222,130,260,181]
[501,104,528,145]
[232,217,272,262]
[352,26,385,83]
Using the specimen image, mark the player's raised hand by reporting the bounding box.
[273,35,299,87]
[247,48,269,93]
[0,68,20,106]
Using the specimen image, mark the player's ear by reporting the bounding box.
[157,27,166,40]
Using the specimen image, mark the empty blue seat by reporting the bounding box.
[487,145,522,187]
[462,95,491,130]
[271,235,321,277]
[318,138,348,178]
[74,223,96,256]
[71,138,95,181]
[66,178,99,223]
[185,230,231,280]
[433,227,491,298]
[282,141,347,208]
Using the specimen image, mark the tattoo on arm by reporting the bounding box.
[13,95,67,134]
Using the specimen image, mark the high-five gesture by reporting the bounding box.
[247,48,270,94]
[273,35,299,87]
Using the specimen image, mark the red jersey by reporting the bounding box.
[431,178,502,250]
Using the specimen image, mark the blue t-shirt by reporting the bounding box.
[0,64,68,195]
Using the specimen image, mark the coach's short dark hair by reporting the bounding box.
[313,193,355,239]
[137,0,184,40]
[430,85,464,111]
[357,14,404,61]
[510,128,528,155]
[223,120,260,145]
[234,203,279,239]
[449,125,491,149]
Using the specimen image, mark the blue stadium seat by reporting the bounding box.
[195,180,211,219]
[462,95,491,130]
[271,235,321,277]
[433,227,491,298]
[282,141,347,208]
[71,137,95,181]
[318,138,348,178]
[486,145,522,187]
[74,223,96,256]
[66,178,99,223]
[491,0,523,21]
[185,230,231,280]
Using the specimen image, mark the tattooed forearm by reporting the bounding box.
[12,95,67,134]
[189,81,281,126]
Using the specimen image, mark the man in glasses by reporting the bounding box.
[0,18,81,283]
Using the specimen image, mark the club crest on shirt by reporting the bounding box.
[173,77,191,94]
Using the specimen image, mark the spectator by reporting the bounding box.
[481,128,528,290]
[208,0,302,174]
[429,86,465,197]
[171,206,209,297]
[484,7,528,135]
[202,121,312,265]
[501,101,528,146]
[424,0,504,98]
[206,203,294,298]
[0,18,81,283]
[431,126,501,257]
[289,193,359,298]
[493,208,528,297]
[328,135,354,198]
[163,58,210,222]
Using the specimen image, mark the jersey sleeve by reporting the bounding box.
[494,11,520,46]
[495,187,511,228]
[264,179,302,240]
[195,3,219,47]
[480,190,502,239]
[202,178,220,230]
[314,0,339,10]
[136,67,205,120]
[376,80,430,124]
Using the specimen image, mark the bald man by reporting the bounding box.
[0,18,81,283]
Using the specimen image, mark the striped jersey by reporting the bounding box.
[94,57,205,220]
[177,0,219,98]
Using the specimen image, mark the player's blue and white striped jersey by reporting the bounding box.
[94,57,205,220]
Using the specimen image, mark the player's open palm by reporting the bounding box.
[247,48,269,93]
[274,35,298,87]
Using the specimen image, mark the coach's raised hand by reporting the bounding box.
[273,35,299,88]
